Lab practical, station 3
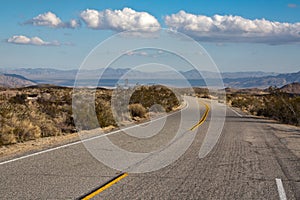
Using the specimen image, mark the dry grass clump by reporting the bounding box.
[0,117,41,145]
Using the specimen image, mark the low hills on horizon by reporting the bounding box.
[0,67,299,91]
[0,73,36,88]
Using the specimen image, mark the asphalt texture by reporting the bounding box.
[0,97,299,199]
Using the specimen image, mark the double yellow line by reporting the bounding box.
[80,172,128,200]
[79,101,209,199]
[190,101,210,131]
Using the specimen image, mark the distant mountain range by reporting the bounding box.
[222,71,300,88]
[181,70,278,79]
[0,67,299,88]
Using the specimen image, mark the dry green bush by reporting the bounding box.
[129,103,146,118]
[95,99,116,128]
[129,85,180,112]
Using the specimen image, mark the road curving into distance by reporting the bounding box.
[0,96,299,199]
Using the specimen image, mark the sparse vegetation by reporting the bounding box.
[0,85,181,146]
[0,87,75,145]
[227,87,300,126]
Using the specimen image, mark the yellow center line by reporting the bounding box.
[80,172,128,200]
[80,100,209,199]
[190,101,210,131]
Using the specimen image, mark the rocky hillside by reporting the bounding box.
[0,73,36,88]
[280,82,300,94]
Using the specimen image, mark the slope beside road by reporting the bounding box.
[0,97,299,199]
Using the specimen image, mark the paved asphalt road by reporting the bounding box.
[0,97,299,199]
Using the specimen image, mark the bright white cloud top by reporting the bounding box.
[7,35,60,46]
[80,7,160,32]
[165,11,300,44]
[26,12,80,28]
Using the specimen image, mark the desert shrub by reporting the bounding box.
[231,97,249,108]
[95,99,116,128]
[0,88,73,146]
[1,117,42,143]
[39,102,58,118]
[39,120,61,137]
[262,94,300,125]
[0,125,17,145]
[54,110,75,133]
[9,93,26,104]
[228,91,300,126]
[129,85,180,112]
[129,103,146,118]
[14,119,42,142]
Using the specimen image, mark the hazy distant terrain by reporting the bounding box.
[0,68,299,88]
[223,71,300,88]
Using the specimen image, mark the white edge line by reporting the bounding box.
[228,106,243,117]
[275,178,287,200]
[0,100,189,166]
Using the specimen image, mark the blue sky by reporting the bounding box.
[0,0,300,72]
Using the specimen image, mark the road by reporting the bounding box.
[0,96,299,199]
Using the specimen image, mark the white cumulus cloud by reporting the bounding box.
[7,35,60,46]
[80,7,160,32]
[25,12,80,29]
[165,11,300,44]
[67,19,81,28]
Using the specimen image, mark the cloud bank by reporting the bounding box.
[25,12,80,28]
[7,35,60,46]
[21,9,300,45]
[80,7,160,32]
[165,11,300,44]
